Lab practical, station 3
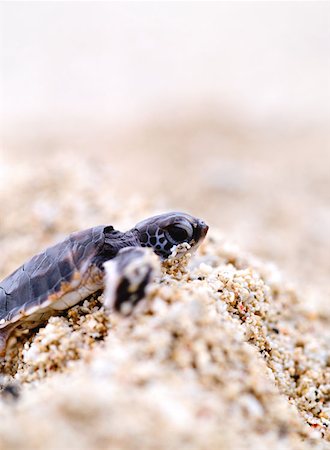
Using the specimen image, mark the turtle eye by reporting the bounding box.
[165,225,189,243]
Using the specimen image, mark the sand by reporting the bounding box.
[0,155,329,450]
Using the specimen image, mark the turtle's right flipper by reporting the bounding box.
[103,247,160,314]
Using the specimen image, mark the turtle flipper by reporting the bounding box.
[0,324,17,357]
[0,332,7,357]
[103,247,160,314]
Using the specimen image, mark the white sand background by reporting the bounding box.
[1,2,329,129]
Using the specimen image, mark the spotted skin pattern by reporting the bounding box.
[0,212,208,355]
[139,228,169,253]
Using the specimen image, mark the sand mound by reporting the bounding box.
[0,157,329,450]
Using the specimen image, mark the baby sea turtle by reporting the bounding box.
[0,212,208,355]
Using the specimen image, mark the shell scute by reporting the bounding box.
[0,226,105,326]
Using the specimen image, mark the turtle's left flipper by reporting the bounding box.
[0,324,17,357]
[103,247,161,314]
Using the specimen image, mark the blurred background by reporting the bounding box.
[0,2,330,308]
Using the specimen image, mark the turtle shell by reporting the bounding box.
[0,226,105,328]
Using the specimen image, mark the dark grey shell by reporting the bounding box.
[0,226,105,327]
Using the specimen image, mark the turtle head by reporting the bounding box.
[134,212,208,259]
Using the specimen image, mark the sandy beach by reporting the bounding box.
[0,152,329,449]
[1,2,329,448]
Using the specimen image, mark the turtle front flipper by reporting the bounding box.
[0,324,17,357]
[103,247,160,314]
